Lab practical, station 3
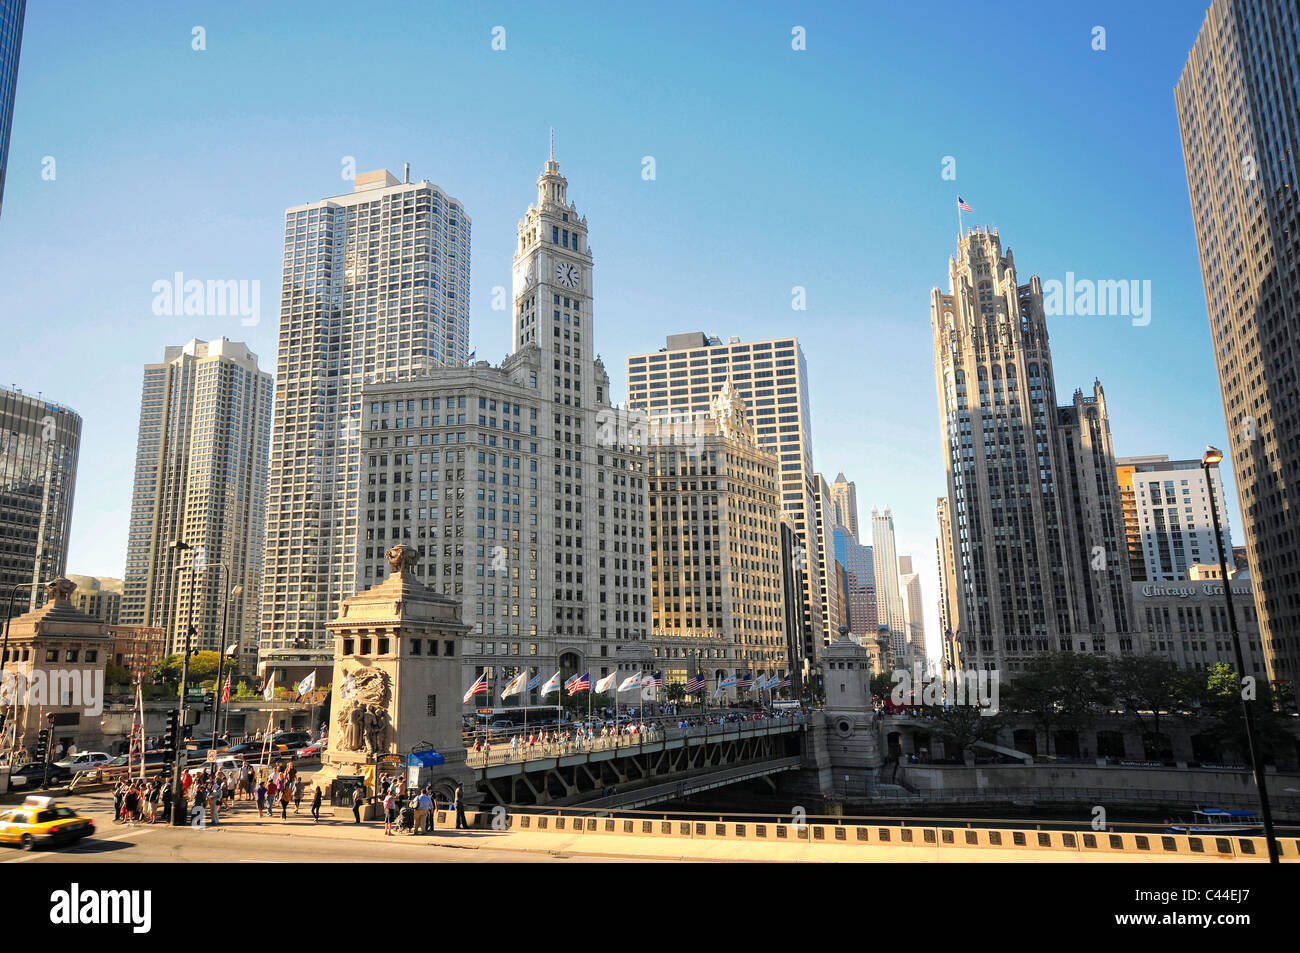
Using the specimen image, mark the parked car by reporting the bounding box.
[222,742,264,758]
[295,738,328,759]
[185,756,241,778]
[269,731,312,750]
[53,751,112,770]
[6,762,72,788]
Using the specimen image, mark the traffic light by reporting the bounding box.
[34,728,50,762]
[165,709,180,751]
[182,724,193,741]
[203,692,213,713]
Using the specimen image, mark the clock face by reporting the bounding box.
[555,261,580,289]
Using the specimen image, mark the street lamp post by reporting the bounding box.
[210,567,241,746]
[1,582,42,756]
[1202,446,1279,864]
[168,540,197,826]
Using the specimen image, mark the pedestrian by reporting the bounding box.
[311,784,322,822]
[160,780,173,822]
[113,780,126,823]
[413,788,431,835]
[293,777,304,815]
[427,788,438,832]
[280,781,291,819]
[383,790,397,835]
[255,780,267,817]
[453,783,468,830]
[351,783,363,824]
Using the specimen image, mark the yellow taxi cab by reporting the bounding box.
[0,796,95,850]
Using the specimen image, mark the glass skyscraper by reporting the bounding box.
[0,0,26,220]
[0,384,80,616]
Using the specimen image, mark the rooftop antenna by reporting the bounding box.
[549,127,555,161]
[403,162,410,184]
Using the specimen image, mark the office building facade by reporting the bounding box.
[627,334,825,670]
[829,472,859,538]
[1175,0,1300,686]
[121,339,271,666]
[261,169,472,665]
[932,229,1135,675]
[870,506,907,663]
[815,473,848,643]
[647,383,786,687]
[1116,455,1231,583]
[354,153,649,702]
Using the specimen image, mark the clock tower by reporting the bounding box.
[512,137,597,406]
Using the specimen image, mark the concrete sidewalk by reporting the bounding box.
[63,789,1266,862]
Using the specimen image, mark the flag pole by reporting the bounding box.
[957,196,963,239]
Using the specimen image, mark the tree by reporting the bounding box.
[1196,661,1292,763]
[1000,653,1109,757]
[105,663,134,688]
[1107,655,1200,740]
[151,651,238,689]
[929,704,1005,762]
[870,672,895,703]
[666,683,686,704]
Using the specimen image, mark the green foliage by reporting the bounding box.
[1107,655,1201,736]
[928,704,1005,759]
[105,663,134,688]
[999,653,1109,756]
[869,671,896,701]
[151,651,238,687]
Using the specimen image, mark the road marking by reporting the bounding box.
[1,826,154,863]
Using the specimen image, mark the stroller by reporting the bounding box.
[399,802,416,833]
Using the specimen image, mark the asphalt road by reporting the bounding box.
[0,789,651,864]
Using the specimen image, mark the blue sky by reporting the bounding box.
[0,0,1229,661]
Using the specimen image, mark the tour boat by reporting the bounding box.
[1164,808,1263,835]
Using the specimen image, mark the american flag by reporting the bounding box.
[462,672,488,704]
[651,671,663,688]
[776,675,792,689]
[685,671,706,693]
[221,676,231,704]
[957,196,973,212]
[736,671,752,690]
[567,672,591,694]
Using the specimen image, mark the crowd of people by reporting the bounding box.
[110,760,325,826]
[359,772,469,834]
[468,707,806,765]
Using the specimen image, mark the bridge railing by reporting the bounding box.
[439,805,1300,861]
[466,714,807,768]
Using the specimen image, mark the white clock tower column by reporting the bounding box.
[511,140,596,407]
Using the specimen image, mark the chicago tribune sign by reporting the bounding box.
[1140,583,1250,599]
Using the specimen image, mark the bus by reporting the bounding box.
[467,706,567,740]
